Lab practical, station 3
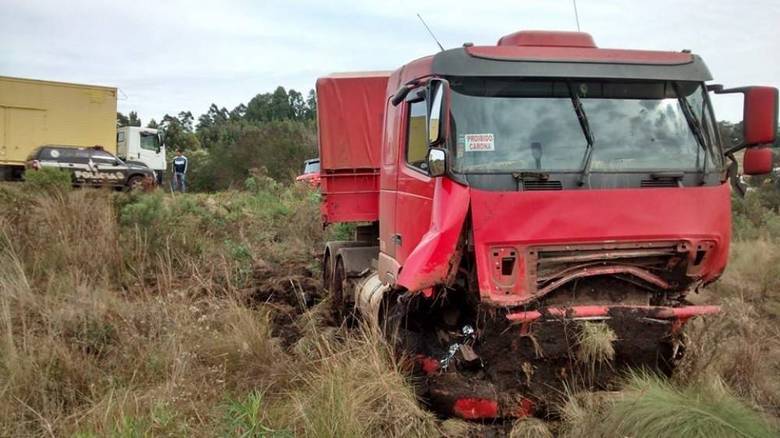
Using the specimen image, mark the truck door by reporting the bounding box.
[393,92,435,264]
[379,91,402,259]
[137,130,164,171]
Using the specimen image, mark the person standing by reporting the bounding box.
[172,149,188,192]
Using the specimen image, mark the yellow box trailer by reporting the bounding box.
[0,76,117,179]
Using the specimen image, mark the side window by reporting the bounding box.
[382,100,398,165]
[53,148,89,163]
[405,99,428,169]
[140,133,158,151]
[42,148,59,160]
[117,131,125,142]
[72,149,91,163]
[90,150,116,161]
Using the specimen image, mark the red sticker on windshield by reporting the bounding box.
[465,133,495,152]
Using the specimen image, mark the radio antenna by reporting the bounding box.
[572,0,581,32]
[417,13,445,52]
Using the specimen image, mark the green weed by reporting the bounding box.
[223,391,291,438]
[596,372,777,438]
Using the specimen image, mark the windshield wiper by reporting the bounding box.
[567,82,595,186]
[672,82,708,181]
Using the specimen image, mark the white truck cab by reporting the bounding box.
[116,126,166,183]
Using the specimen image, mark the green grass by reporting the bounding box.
[575,321,617,368]
[223,391,291,438]
[596,372,777,438]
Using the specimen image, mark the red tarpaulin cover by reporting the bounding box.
[316,72,390,171]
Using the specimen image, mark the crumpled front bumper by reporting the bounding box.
[417,304,720,420]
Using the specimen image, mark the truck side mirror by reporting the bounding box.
[427,147,448,177]
[712,85,778,149]
[427,79,450,146]
[391,83,417,106]
[157,132,164,153]
[711,85,777,179]
[743,87,778,147]
[743,147,773,175]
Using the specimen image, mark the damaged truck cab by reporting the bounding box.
[317,31,778,419]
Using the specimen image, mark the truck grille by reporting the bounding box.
[526,241,690,294]
[641,178,680,188]
[523,180,562,191]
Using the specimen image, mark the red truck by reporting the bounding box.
[317,31,778,419]
[295,158,321,187]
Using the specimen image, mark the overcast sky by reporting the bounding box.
[2,0,778,123]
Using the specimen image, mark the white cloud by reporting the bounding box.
[1,0,777,122]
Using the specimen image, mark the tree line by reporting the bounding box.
[117,89,779,193]
[117,86,318,191]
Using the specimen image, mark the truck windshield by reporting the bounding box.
[140,132,160,151]
[449,78,720,174]
[304,160,320,174]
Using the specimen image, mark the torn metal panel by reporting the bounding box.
[397,177,470,292]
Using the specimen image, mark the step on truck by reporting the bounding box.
[317,31,778,419]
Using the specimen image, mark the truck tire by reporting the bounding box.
[126,175,145,191]
[323,250,334,292]
[333,257,347,318]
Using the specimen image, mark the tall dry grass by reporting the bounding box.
[3,179,780,436]
[677,299,780,416]
[676,235,780,418]
[0,183,309,436]
[0,183,435,437]
[277,326,439,437]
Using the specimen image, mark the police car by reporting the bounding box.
[25,145,156,190]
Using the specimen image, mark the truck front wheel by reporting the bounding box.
[126,175,145,192]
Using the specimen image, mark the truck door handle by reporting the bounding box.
[391,234,402,246]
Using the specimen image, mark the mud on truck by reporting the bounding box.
[316,31,778,420]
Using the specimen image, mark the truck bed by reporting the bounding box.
[316,72,389,224]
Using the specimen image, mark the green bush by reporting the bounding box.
[186,120,316,192]
[23,167,72,194]
[732,189,780,241]
[594,372,777,438]
[119,191,169,229]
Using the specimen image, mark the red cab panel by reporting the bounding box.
[469,184,732,306]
